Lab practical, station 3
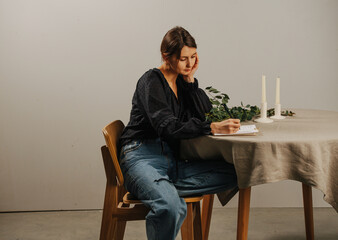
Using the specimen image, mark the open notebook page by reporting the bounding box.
[213,124,259,136]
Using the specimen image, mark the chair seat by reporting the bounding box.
[123,192,203,205]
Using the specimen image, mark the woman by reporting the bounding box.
[119,26,240,240]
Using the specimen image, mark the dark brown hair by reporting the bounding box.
[160,26,197,61]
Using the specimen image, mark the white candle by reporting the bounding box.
[275,77,280,104]
[262,75,266,103]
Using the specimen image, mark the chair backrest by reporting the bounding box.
[102,120,125,186]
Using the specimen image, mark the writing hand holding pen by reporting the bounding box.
[210,104,240,135]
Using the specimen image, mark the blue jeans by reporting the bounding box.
[120,138,237,240]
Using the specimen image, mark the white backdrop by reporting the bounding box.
[1,0,337,211]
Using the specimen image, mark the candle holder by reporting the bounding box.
[255,102,274,123]
[270,104,286,120]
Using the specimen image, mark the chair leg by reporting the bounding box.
[201,194,214,240]
[114,220,127,240]
[100,214,116,240]
[181,202,203,240]
[236,187,251,240]
[100,185,116,240]
[193,203,202,240]
[302,183,314,240]
[181,203,194,240]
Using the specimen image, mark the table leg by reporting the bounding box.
[236,187,251,240]
[302,183,314,240]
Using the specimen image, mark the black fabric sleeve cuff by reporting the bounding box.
[179,77,199,91]
[201,120,212,135]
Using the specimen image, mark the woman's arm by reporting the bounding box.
[136,72,211,141]
[179,79,241,134]
[179,78,212,120]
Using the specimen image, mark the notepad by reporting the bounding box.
[214,124,259,136]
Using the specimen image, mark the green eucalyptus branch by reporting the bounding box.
[267,108,296,117]
[205,86,295,122]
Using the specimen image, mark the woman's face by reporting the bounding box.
[168,46,197,75]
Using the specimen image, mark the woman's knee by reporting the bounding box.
[126,171,187,221]
[168,197,186,219]
[153,197,187,221]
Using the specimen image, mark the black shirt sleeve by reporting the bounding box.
[178,77,212,120]
[136,71,211,141]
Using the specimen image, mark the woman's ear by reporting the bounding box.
[162,53,169,63]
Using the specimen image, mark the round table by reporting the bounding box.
[180,109,338,239]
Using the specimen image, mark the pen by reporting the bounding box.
[222,103,234,119]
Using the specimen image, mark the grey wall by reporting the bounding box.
[1,0,337,211]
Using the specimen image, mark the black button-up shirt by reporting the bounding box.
[120,68,212,155]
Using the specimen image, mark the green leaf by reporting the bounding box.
[222,93,230,99]
[204,86,295,122]
[222,98,229,104]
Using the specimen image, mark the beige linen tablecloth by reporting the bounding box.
[181,109,338,212]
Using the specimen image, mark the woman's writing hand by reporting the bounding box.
[182,53,199,83]
[210,119,241,135]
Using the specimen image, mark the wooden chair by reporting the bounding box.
[100,120,214,240]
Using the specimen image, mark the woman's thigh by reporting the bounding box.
[120,139,180,205]
[174,159,238,197]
